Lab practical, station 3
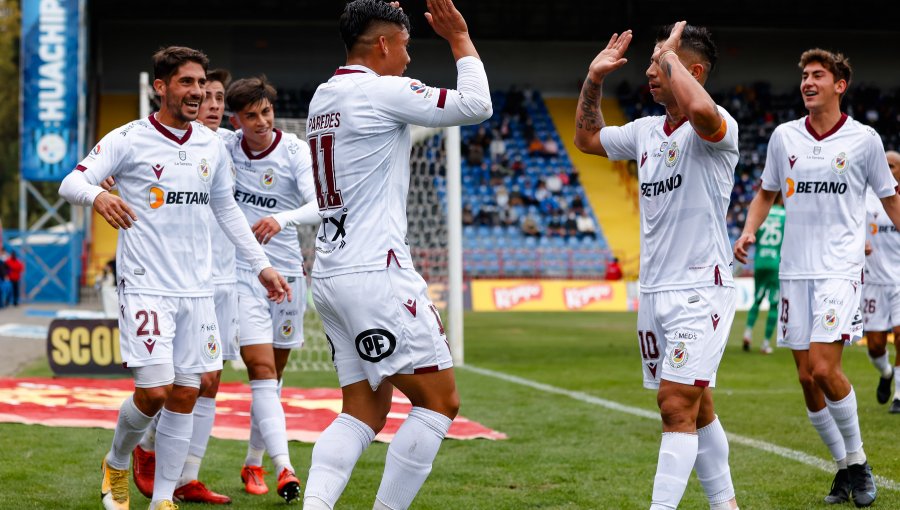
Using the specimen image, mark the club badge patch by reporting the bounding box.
[205,335,221,360]
[831,152,849,175]
[664,141,679,167]
[668,341,688,368]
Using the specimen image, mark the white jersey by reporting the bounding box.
[760,114,897,280]
[865,189,900,284]
[307,56,492,278]
[71,115,259,297]
[230,129,316,277]
[600,106,739,292]
[209,129,238,284]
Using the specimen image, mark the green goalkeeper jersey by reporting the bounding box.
[754,204,785,271]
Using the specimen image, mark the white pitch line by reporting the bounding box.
[461,364,900,492]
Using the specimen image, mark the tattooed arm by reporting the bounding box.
[574,31,632,157]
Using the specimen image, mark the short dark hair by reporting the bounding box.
[656,24,718,73]
[226,75,277,114]
[340,0,411,52]
[152,46,209,83]
[206,68,232,89]
[798,48,852,87]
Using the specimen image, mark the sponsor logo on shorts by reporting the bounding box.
[674,330,697,341]
[823,308,839,330]
[668,341,688,368]
[355,328,396,362]
[711,313,721,330]
[204,335,220,360]
[646,362,658,378]
[280,320,294,338]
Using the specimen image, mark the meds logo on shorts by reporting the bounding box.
[261,168,276,188]
[668,341,688,368]
[280,320,294,338]
[205,335,220,360]
[831,152,849,175]
[355,328,397,362]
[197,158,211,182]
[664,141,679,167]
[823,308,839,331]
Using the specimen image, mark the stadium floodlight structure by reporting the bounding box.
[139,77,464,369]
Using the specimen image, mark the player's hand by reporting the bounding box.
[652,20,685,64]
[100,176,116,191]
[587,31,632,82]
[93,191,138,229]
[425,0,469,42]
[258,267,292,304]
[733,232,756,264]
[252,216,282,245]
[865,240,873,256]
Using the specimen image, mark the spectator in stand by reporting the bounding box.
[564,211,579,239]
[466,140,484,166]
[499,204,520,227]
[521,214,541,238]
[605,257,623,281]
[527,136,545,156]
[545,172,563,194]
[462,205,475,226]
[577,209,598,240]
[534,180,550,202]
[5,251,23,306]
[489,131,506,161]
[546,210,565,238]
[542,136,559,158]
[510,155,525,177]
[0,257,9,308]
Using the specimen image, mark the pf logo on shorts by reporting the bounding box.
[355,328,397,362]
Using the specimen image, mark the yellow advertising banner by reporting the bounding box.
[471,280,628,312]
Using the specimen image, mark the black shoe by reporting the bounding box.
[890,399,900,414]
[742,339,751,352]
[848,462,877,507]
[877,372,893,404]
[824,468,851,504]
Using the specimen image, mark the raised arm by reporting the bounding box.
[573,31,632,157]
[653,21,722,139]
[734,188,779,264]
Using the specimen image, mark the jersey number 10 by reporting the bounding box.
[309,133,344,210]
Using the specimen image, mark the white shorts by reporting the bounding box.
[312,267,452,390]
[777,279,863,349]
[236,269,306,350]
[214,282,240,361]
[862,282,900,332]
[636,286,735,389]
[118,291,223,374]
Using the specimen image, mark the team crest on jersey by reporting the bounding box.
[179,151,187,161]
[831,152,849,175]
[409,81,426,94]
[204,335,220,360]
[198,159,211,181]
[823,308,839,330]
[280,320,294,338]
[664,142,680,167]
[668,341,688,368]
[261,168,276,188]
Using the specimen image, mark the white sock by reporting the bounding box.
[178,396,216,485]
[304,497,334,510]
[375,407,452,510]
[107,396,156,470]
[825,388,864,457]
[868,352,893,378]
[304,413,376,510]
[743,327,752,340]
[894,366,900,397]
[695,417,736,506]
[139,411,161,452]
[245,405,266,466]
[846,446,867,466]
[151,409,193,507]
[650,432,698,510]
[807,407,847,464]
[250,379,293,474]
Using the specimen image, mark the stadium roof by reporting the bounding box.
[90,0,900,40]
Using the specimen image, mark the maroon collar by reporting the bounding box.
[241,129,282,160]
[148,114,192,145]
[663,116,689,136]
[805,113,848,141]
[334,68,367,76]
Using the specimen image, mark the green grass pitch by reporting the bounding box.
[3,311,900,509]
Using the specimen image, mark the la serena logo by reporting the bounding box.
[493,284,543,310]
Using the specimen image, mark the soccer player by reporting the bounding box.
[574,22,741,510]
[132,68,236,505]
[58,47,290,510]
[735,49,900,507]
[303,1,492,509]
[862,150,900,411]
[226,75,320,503]
[742,193,785,354]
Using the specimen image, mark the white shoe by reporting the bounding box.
[760,341,773,355]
